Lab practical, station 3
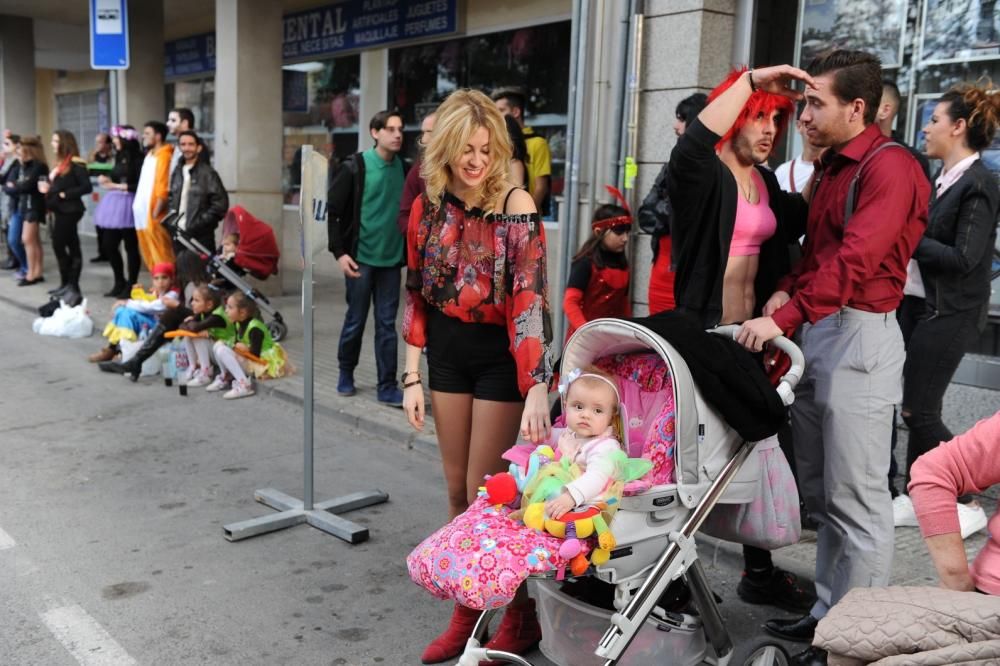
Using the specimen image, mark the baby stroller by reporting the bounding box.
[164,206,288,341]
[441,318,804,666]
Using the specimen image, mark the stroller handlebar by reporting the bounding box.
[711,325,804,407]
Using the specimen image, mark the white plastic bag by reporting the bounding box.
[119,336,162,377]
[32,299,94,338]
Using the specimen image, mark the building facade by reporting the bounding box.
[1,0,997,385]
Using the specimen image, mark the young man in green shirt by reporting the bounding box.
[327,110,406,406]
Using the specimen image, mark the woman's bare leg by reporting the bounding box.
[466,399,524,505]
[430,390,474,519]
[22,223,42,280]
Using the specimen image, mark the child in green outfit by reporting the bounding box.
[207,291,287,399]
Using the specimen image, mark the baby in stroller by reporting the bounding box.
[209,232,243,290]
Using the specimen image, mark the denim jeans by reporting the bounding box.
[901,309,981,487]
[7,211,26,269]
[337,264,401,391]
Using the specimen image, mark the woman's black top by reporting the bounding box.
[5,159,48,221]
[914,159,1000,323]
[111,151,142,193]
[46,160,93,216]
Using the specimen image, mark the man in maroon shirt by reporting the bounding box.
[738,51,930,658]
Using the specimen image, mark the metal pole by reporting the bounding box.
[731,0,755,67]
[606,0,636,191]
[557,0,590,348]
[621,1,644,214]
[302,151,315,511]
[222,145,387,544]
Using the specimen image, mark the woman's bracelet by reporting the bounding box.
[401,370,421,382]
[403,378,422,389]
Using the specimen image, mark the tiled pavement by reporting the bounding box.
[3,233,997,590]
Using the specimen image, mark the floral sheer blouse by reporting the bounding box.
[403,191,553,396]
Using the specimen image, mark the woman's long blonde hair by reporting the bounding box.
[421,89,513,212]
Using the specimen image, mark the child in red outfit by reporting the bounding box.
[562,200,632,342]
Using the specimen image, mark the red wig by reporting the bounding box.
[707,68,795,153]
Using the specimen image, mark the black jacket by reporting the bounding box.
[168,158,229,250]
[667,118,808,328]
[637,162,673,259]
[914,159,999,322]
[45,159,93,216]
[631,311,787,442]
[4,159,48,221]
[327,151,408,262]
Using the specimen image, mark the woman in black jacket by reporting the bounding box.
[39,130,92,302]
[900,84,1000,489]
[95,125,143,297]
[4,136,47,285]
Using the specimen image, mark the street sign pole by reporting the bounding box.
[223,146,388,543]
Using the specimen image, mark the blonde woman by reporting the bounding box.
[401,89,552,663]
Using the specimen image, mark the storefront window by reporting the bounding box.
[165,77,215,144]
[282,54,361,205]
[388,21,572,219]
[793,0,1000,370]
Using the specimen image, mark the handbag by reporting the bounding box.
[699,435,801,550]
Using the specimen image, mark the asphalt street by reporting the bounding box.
[0,295,852,665]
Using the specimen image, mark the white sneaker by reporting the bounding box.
[205,375,229,392]
[957,501,988,539]
[186,370,213,388]
[893,494,918,527]
[223,378,255,400]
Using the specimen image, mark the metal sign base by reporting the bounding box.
[223,488,389,543]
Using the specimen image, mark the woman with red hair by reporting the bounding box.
[666,65,817,613]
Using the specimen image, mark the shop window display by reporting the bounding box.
[795,0,1000,359]
[282,55,361,205]
[388,21,572,220]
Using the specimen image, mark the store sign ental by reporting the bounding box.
[165,1,458,78]
[283,0,458,58]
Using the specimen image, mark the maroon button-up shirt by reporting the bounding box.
[772,124,930,331]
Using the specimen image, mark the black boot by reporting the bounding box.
[98,324,168,381]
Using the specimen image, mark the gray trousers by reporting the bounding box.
[792,307,904,618]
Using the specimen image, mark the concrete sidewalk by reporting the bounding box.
[4,234,997,596]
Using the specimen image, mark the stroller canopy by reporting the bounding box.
[223,206,280,279]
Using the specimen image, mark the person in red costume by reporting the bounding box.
[563,193,632,341]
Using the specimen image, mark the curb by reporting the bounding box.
[264,382,442,460]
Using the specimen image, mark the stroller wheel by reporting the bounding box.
[742,640,790,666]
[267,319,288,342]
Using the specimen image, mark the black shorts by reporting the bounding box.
[426,308,522,402]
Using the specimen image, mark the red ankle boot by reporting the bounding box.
[421,603,483,664]
[480,598,542,665]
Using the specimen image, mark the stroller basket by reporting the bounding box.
[454,319,804,666]
[163,208,288,341]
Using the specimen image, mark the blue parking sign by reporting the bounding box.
[90,0,129,69]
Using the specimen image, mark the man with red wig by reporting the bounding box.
[666,64,816,617]
[737,51,930,663]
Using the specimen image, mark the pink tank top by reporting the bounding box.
[729,170,777,257]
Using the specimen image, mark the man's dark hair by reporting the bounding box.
[178,130,201,146]
[144,121,169,142]
[369,110,403,133]
[675,93,708,124]
[172,107,195,129]
[806,50,883,125]
[491,88,527,114]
